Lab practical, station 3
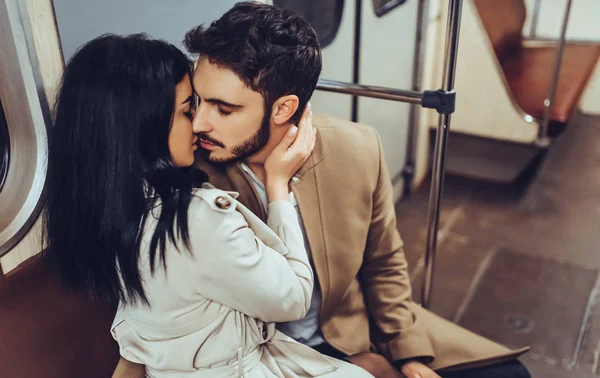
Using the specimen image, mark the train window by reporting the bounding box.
[372,0,408,17]
[0,101,8,194]
[273,0,343,48]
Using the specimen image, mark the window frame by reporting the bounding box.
[372,0,408,18]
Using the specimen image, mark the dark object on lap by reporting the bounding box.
[441,360,531,378]
[312,343,350,361]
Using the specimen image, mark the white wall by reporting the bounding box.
[313,0,419,201]
[53,0,242,62]
[524,0,600,41]
[357,0,419,199]
[310,0,355,121]
[414,0,444,189]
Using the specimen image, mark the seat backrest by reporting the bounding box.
[472,0,527,63]
[0,252,119,378]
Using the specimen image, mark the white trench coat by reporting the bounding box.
[111,186,373,378]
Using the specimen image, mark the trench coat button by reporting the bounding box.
[215,196,232,209]
[262,327,269,340]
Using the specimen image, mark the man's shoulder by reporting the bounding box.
[313,113,381,161]
[313,113,378,142]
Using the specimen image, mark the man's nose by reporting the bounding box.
[192,106,211,134]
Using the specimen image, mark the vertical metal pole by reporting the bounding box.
[538,0,572,142]
[403,0,429,196]
[351,0,363,123]
[529,0,542,38]
[422,0,462,309]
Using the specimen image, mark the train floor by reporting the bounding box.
[398,112,600,377]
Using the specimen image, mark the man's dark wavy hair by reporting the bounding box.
[184,1,322,124]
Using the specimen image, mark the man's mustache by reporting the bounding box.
[197,133,225,148]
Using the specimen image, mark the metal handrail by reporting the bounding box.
[316,79,423,104]
[314,0,464,309]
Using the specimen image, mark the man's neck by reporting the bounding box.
[244,161,267,184]
[241,122,294,184]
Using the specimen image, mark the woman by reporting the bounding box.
[45,34,372,378]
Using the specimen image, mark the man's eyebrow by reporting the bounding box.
[204,98,244,109]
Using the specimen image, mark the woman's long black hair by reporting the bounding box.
[45,34,206,305]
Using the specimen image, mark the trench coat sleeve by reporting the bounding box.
[359,130,435,363]
[189,193,313,323]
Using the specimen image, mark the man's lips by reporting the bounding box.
[199,139,218,150]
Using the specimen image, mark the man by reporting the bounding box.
[116,2,530,377]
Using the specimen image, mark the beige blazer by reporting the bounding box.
[111,185,373,378]
[196,114,530,372]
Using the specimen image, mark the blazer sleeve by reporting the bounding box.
[189,193,313,323]
[360,130,436,364]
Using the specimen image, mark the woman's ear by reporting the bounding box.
[271,95,300,125]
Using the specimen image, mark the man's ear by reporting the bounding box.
[271,95,299,125]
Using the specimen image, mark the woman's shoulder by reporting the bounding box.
[185,185,248,242]
[189,183,240,216]
[144,184,243,231]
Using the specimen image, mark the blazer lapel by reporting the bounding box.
[291,153,330,310]
[225,165,267,222]
[295,125,326,179]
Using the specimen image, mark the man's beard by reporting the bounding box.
[197,113,270,166]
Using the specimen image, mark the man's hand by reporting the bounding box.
[264,103,315,202]
[401,360,441,378]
